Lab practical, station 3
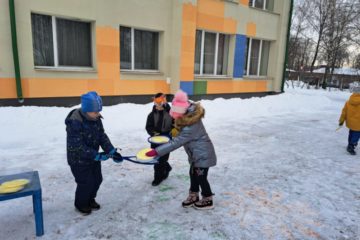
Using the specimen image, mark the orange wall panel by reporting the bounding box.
[97,45,120,63]
[207,80,268,94]
[96,27,119,46]
[117,80,170,95]
[180,52,195,68]
[0,78,171,99]
[97,62,120,80]
[182,21,197,37]
[256,81,268,91]
[0,78,17,98]
[3,78,90,98]
[246,22,256,37]
[181,36,196,53]
[180,3,197,82]
[197,0,224,17]
[197,13,224,32]
[182,3,197,21]
[239,0,248,5]
[180,67,195,81]
[96,26,120,96]
[224,18,237,34]
[24,78,89,97]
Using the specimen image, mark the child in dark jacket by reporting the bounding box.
[146,90,217,210]
[146,93,173,186]
[65,91,123,215]
[339,85,360,155]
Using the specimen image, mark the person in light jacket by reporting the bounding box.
[146,90,217,210]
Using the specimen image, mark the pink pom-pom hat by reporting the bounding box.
[170,90,190,119]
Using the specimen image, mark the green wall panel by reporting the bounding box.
[194,81,207,95]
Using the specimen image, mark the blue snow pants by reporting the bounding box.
[348,130,360,146]
[70,162,102,208]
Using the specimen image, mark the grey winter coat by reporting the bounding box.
[155,103,217,168]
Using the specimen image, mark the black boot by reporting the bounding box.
[152,177,163,186]
[152,166,164,186]
[75,205,92,215]
[347,144,356,155]
[163,163,172,180]
[90,199,100,210]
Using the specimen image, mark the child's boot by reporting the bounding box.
[182,191,199,208]
[347,144,356,155]
[152,175,163,186]
[163,163,172,180]
[152,166,164,186]
[75,205,92,215]
[90,199,100,210]
[194,196,214,210]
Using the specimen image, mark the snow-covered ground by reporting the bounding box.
[0,86,359,240]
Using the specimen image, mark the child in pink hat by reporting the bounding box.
[169,90,191,119]
[146,90,217,210]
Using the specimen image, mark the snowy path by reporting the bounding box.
[0,88,359,240]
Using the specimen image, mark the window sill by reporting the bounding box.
[248,7,280,16]
[120,70,163,75]
[195,75,233,79]
[243,75,270,80]
[34,66,96,73]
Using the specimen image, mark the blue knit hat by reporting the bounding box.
[81,91,103,112]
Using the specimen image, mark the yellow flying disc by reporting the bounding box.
[149,136,170,144]
[0,185,25,194]
[1,179,30,188]
[136,148,155,161]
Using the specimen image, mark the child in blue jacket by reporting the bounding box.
[65,91,122,215]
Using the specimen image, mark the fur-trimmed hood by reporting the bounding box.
[175,103,205,129]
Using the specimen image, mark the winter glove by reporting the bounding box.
[108,148,123,163]
[112,152,123,163]
[171,128,179,137]
[145,149,158,157]
[339,122,344,126]
[95,152,109,161]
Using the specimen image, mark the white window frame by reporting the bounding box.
[250,0,267,10]
[245,38,269,77]
[195,30,229,77]
[120,27,160,72]
[33,14,93,70]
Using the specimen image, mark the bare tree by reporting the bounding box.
[350,0,360,47]
[288,0,310,71]
[353,54,360,69]
[289,37,313,71]
[307,0,331,73]
[321,0,359,87]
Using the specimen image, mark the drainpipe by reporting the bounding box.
[280,0,293,92]
[9,0,24,103]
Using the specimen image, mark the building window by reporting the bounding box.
[194,30,230,76]
[31,13,92,68]
[120,26,159,71]
[249,0,274,11]
[244,38,270,76]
